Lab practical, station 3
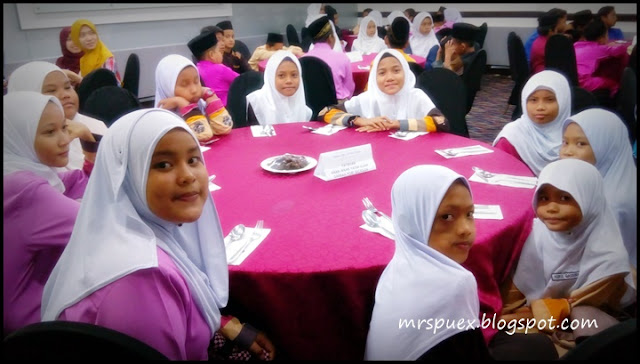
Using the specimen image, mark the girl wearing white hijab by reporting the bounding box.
[8,61,106,171]
[246,50,311,125]
[351,15,387,55]
[305,3,324,27]
[409,12,439,58]
[386,10,410,27]
[41,108,275,360]
[367,10,384,28]
[3,91,89,335]
[493,70,572,176]
[560,109,637,269]
[365,165,491,360]
[500,159,635,356]
[319,49,448,133]
[444,8,464,24]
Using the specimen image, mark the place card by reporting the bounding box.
[389,131,428,141]
[473,204,503,220]
[314,143,376,181]
[312,124,347,135]
[346,51,363,63]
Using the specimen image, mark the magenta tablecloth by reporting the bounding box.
[203,122,535,360]
[351,52,426,95]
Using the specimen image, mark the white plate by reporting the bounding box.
[260,155,317,174]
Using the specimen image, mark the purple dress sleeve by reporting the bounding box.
[58,248,212,360]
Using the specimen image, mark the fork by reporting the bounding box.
[472,166,537,184]
[228,220,264,264]
[391,131,409,137]
[362,197,392,223]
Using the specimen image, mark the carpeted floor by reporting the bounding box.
[466,72,517,145]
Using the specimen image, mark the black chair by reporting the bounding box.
[425,44,439,71]
[299,56,337,120]
[3,321,169,360]
[475,22,488,49]
[300,27,313,52]
[572,86,599,114]
[226,71,264,128]
[417,68,469,138]
[461,49,487,115]
[628,44,636,73]
[408,62,424,82]
[616,67,637,143]
[377,26,387,39]
[121,53,140,98]
[560,318,636,360]
[286,24,301,47]
[82,86,141,128]
[233,40,251,61]
[545,33,579,86]
[507,31,530,120]
[76,68,119,111]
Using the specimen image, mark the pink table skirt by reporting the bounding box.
[203,122,535,359]
[351,52,426,95]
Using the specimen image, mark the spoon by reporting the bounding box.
[302,125,318,131]
[362,210,395,238]
[227,224,246,245]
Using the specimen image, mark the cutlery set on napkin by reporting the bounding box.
[251,125,276,137]
[224,220,270,265]
[389,131,428,140]
[435,145,494,158]
[468,166,537,189]
[302,124,347,135]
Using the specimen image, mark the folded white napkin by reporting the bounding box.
[208,182,221,192]
[473,204,504,220]
[250,125,276,137]
[435,145,494,158]
[360,214,395,240]
[312,124,347,135]
[199,145,211,153]
[346,51,363,63]
[357,65,371,70]
[225,227,271,265]
[389,131,428,141]
[468,172,537,189]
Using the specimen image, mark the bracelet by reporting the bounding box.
[346,115,357,128]
[79,133,102,153]
[233,323,259,350]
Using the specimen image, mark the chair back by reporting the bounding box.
[408,62,424,82]
[616,67,637,143]
[82,86,141,128]
[417,68,469,137]
[226,71,264,128]
[560,318,636,360]
[475,22,488,49]
[286,24,301,47]
[462,49,487,115]
[628,44,637,73]
[545,34,579,86]
[425,44,440,71]
[76,68,119,111]
[300,27,313,52]
[299,56,337,120]
[571,86,599,114]
[3,321,169,360]
[122,53,140,97]
[507,31,530,120]
[233,40,252,61]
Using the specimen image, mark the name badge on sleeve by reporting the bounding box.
[314,143,376,181]
[551,271,579,281]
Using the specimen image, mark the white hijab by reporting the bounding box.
[493,70,572,176]
[305,3,323,27]
[3,91,66,193]
[410,12,439,57]
[386,10,410,26]
[365,165,480,360]
[154,54,201,108]
[245,50,311,125]
[7,61,106,171]
[444,8,464,23]
[513,159,635,306]
[562,109,637,268]
[352,16,387,55]
[41,108,229,334]
[344,49,436,120]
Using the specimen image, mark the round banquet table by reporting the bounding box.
[202,122,535,360]
[351,52,426,95]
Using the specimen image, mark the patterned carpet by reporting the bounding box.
[466,72,517,145]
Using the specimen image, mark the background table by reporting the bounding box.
[351,53,426,95]
[203,122,535,360]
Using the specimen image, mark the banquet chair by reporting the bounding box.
[475,22,488,49]
[417,68,469,138]
[300,27,313,52]
[628,44,636,73]
[571,86,598,114]
[560,318,636,360]
[425,44,439,71]
[545,33,579,86]
[616,67,637,144]
[377,26,387,39]
[82,86,141,128]
[3,321,169,360]
[233,40,252,61]
[299,56,337,120]
[226,70,264,128]
[408,62,424,82]
[76,68,119,111]
[507,31,530,120]
[122,53,140,98]
[286,24,301,47]
[461,49,487,115]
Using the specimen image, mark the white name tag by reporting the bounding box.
[551,271,579,281]
[314,143,376,181]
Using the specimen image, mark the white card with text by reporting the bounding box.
[314,144,376,181]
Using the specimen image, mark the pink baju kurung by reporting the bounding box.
[574,40,629,97]
[197,60,239,107]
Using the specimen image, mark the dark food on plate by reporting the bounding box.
[269,153,309,170]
